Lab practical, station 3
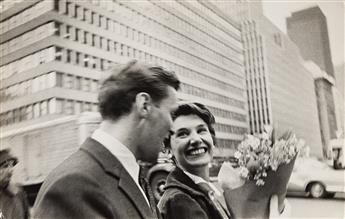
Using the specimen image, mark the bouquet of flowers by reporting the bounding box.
[218,126,305,219]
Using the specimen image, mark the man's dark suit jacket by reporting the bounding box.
[33,138,156,219]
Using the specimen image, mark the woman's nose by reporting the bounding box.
[189,132,202,145]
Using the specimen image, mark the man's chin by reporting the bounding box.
[0,180,10,189]
[144,153,160,164]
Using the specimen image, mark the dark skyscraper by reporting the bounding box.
[287,6,334,77]
[287,6,338,155]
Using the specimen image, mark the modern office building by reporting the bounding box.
[287,6,335,77]
[304,61,338,156]
[213,1,323,157]
[287,6,338,152]
[334,63,344,135]
[0,0,247,169]
[211,0,263,23]
[334,63,344,102]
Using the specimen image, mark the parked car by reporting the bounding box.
[147,152,175,202]
[287,157,345,198]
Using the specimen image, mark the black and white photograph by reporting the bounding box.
[0,0,344,218]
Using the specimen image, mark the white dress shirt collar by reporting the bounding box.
[91,129,150,205]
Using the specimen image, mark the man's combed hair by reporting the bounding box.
[98,60,180,120]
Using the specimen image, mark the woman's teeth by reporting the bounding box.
[189,148,206,155]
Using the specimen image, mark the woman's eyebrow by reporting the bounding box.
[196,124,207,128]
[175,128,188,133]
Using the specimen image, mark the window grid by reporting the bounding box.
[55,20,244,92]
[0,98,98,127]
[180,83,245,109]
[0,22,55,56]
[207,106,246,122]
[214,123,247,135]
[57,1,243,83]
[0,0,54,34]
[216,138,241,150]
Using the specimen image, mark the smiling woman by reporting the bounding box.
[157,102,230,219]
[170,114,214,177]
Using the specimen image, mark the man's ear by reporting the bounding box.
[135,92,152,117]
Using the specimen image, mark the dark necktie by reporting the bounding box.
[138,164,159,217]
[198,182,230,219]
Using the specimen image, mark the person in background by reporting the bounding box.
[33,60,180,219]
[158,102,289,219]
[0,149,29,219]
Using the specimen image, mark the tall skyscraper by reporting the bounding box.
[242,18,323,157]
[287,6,334,77]
[287,6,338,152]
[213,1,323,157]
[304,61,338,156]
[334,63,344,136]
[334,64,344,102]
[0,0,247,184]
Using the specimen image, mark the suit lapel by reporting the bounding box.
[118,168,154,219]
[81,138,155,219]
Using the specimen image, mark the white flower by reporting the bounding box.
[296,139,306,151]
[232,128,303,187]
[234,151,242,159]
[288,146,296,157]
[239,167,249,178]
[256,179,265,186]
[247,135,260,150]
[264,125,273,137]
[261,132,269,140]
[270,161,279,171]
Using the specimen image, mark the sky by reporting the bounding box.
[262,1,344,66]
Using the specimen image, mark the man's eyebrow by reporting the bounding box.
[169,130,175,135]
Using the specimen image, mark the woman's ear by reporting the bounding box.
[135,92,152,117]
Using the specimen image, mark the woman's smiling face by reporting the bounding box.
[170,114,214,171]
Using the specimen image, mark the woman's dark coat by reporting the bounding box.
[158,167,230,219]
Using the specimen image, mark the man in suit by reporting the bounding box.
[33,60,180,219]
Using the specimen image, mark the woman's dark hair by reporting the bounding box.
[98,60,180,120]
[164,102,217,149]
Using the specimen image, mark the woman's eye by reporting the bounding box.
[198,128,208,134]
[176,131,188,138]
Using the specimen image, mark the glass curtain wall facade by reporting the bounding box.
[242,18,323,157]
[0,0,247,156]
